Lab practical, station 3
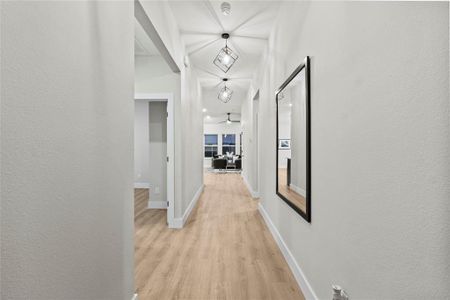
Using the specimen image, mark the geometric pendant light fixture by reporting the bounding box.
[213,33,238,73]
[218,78,233,103]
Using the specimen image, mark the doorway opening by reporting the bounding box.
[133,1,181,297]
[134,94,175,227]
[134,0,179,228]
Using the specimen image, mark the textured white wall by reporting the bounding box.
[1,2,134,299]
[249,1,449,298]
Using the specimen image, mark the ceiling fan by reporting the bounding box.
[219,113,240,124]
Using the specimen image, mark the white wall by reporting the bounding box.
[180,65,204,215]
[134,101,150,185]
[1,2,134,299]
[139,1,184,70]
[203,122,241,167]
[278,108,291,168]
[148,102,167,203]
[136,1,204,220]
[135,56,180,94]
[240,88,258,193]
[244,1,450,298]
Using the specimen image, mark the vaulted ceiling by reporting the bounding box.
[168,1,280,121]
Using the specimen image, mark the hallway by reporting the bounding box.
[134,172,304,300]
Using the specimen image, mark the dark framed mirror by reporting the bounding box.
[276,56,311,222]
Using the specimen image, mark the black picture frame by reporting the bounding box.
[275,56,311,223]
[278,139,291,149]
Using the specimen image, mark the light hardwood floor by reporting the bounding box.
[134,172,305,300]
[278,168,306,212]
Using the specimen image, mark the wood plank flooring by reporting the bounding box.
[278,168,306,212]
[134,172,305,300]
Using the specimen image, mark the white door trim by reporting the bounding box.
[134,93,175,228]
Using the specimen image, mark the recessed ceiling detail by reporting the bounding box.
[168,1,281,115]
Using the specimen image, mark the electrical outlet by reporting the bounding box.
[155,187,160,194]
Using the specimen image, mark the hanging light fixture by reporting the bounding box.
[213,33,238,73]
[218,78,233,103]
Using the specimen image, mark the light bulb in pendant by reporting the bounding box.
[222,54,231,65]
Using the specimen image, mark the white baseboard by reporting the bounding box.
[134,182,150,189]
[131,293,138,300]
[148,200,167,209]
[241,173,259,198]
[290,183,306,197]
[171,218,183,229]
[258,203,318,300]
[170,184,204,229]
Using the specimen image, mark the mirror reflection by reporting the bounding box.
[276,57,310,222]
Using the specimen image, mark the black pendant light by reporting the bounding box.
[213,33,238,73]
[218,78,233,103]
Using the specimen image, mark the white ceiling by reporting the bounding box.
[168,1,280,120]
